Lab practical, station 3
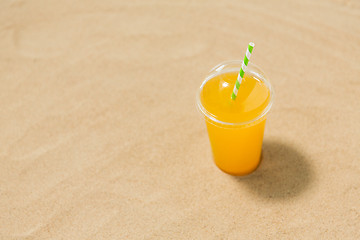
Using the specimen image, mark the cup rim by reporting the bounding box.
[196,60,274,127]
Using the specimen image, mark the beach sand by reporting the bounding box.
[0,0,359,238]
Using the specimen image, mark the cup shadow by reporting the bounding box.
[233,140,314,200]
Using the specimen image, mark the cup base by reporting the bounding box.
[214,150,263,177]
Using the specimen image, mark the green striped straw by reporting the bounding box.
[231,42,255,100]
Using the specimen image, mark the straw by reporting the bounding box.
[231,42,255,100]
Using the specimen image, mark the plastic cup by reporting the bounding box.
[196,60,274,176]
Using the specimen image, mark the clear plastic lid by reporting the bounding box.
[196,60,274,127]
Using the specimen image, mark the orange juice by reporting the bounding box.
[197,61,274,176]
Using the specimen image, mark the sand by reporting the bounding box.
[0,0,359,239]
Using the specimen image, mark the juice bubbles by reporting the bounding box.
[197,61,274,176]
